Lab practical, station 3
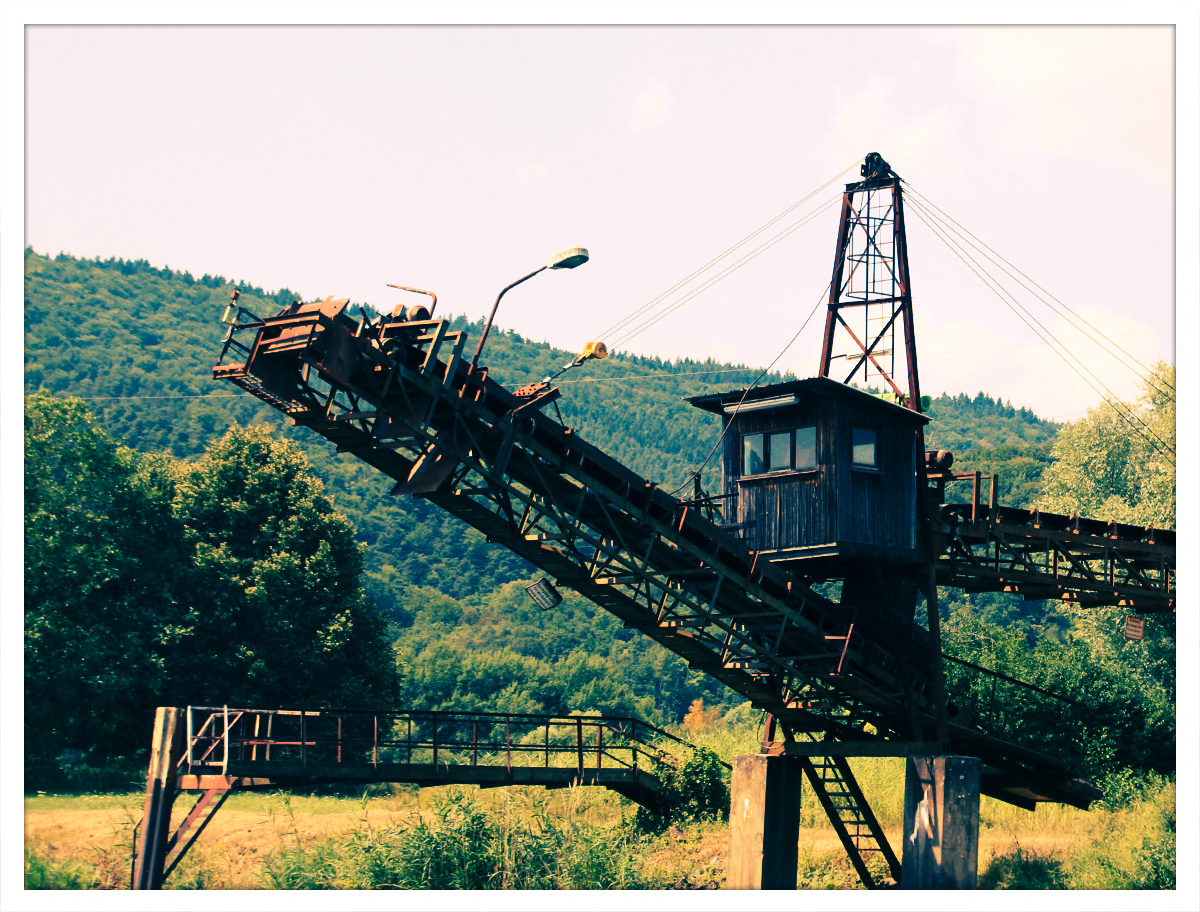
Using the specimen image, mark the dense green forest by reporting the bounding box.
[23,249,1174,790]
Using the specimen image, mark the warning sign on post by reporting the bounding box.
[1124,615,1145,641]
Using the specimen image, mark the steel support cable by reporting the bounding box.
[905,195,1177,461]
[556,366,760,384]
[906,200,1175,466]
[62,392,258,401]
[594,158,860,345]
[907,197,1175,463]
[903,182,1175,397]
[669,281,831,497]
[610,195,842,351]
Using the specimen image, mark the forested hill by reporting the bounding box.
[25,249,1177,787]
[24,249,1061,600]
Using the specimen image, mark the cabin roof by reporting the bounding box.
[687,376,929,424]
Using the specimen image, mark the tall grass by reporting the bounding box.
[23,706,1177,891]
[260,785,661,889]
[24,847,98,889]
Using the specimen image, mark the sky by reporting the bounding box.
[10,15,1192,423]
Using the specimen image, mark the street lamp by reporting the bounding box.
[469,247,590,373]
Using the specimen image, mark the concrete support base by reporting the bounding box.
[727,754,804,889]
[901,755,981,889]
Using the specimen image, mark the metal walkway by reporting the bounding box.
[133,705,708,888]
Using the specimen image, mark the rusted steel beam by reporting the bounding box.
[211,292,1110,810]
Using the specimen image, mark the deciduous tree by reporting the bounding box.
[24,398,397,774]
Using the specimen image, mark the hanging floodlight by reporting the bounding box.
[525,578,564,611]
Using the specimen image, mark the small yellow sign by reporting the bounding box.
[1124,615,1145,641]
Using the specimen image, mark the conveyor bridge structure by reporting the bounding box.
[208,293,1174,889]
[132,706,705,889]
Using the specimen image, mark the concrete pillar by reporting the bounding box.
[727,754,804,889]
[132,707,184,890]
[901,755,981,889]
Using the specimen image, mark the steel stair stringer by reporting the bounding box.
[798,755,900,889]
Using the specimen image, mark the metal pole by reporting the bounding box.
[132,708,184,890]
[469,266,546,373]
[577,717,584,777]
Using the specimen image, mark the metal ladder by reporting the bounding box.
[799,755,901,889]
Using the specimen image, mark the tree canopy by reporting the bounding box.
[1037,361,1175,528]
[24,394,397,773]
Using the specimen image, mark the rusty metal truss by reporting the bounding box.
[212,301,1106,818]
[819,152,922,412]
[931,473,1175,612]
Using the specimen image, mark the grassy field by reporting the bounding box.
[23,763,1175,890]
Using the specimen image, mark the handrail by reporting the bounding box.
[179,706,728,776]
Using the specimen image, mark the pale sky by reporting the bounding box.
[10,16,1190,421]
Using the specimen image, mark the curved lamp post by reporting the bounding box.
[469,247,589,373]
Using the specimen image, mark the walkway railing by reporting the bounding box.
[181,706,720,779]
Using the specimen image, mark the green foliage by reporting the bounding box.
[948,442,1055,509]
[978,845,1068,889]
[941,605,1174,779]
[260,788,657,889]
[635,748,730,832]
[24,395,397,776]
[170,424,399,711]
[1065,778,1176,889]
[1037,361,1175,528]
[924,391,1060,450]
[24,847,98,889]
[24,391,191,767]
[392,582,730,724]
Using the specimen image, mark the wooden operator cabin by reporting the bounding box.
[689,378,928,577]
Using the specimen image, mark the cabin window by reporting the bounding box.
[852,427,878,468]
[768,432,792,471]
[742,433,765,475]
[743,428,819,475]
[794,426,817,471]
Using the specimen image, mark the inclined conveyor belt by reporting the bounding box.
[213,306,1147,809]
